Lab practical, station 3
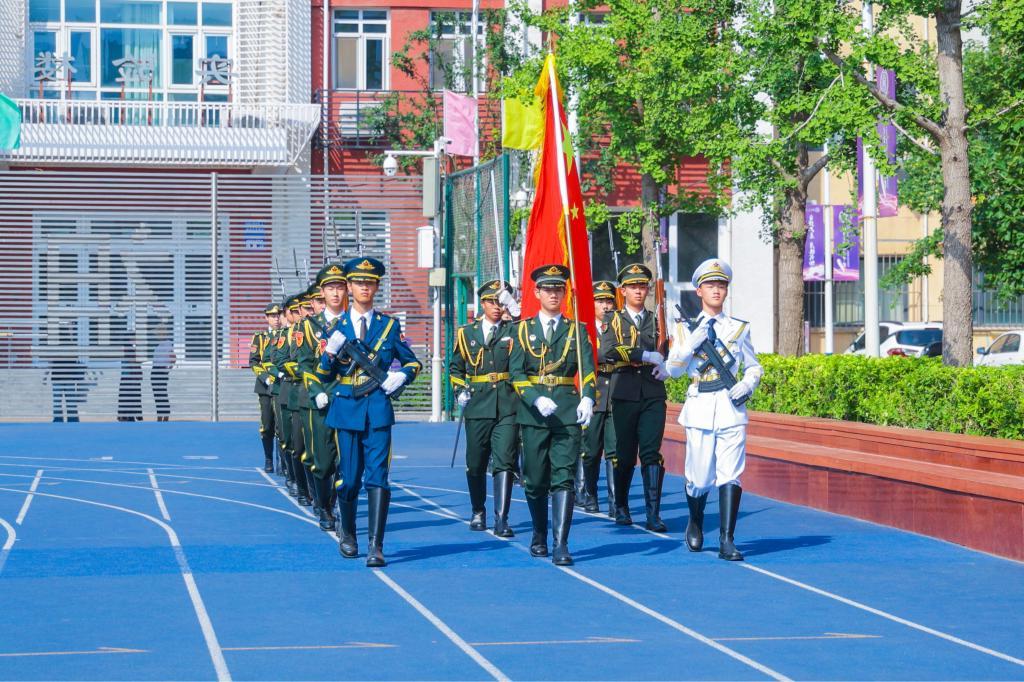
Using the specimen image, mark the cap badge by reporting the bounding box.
[544,266,562,275]
[356,259,375,270]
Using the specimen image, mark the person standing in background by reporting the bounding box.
[152,324,176,422]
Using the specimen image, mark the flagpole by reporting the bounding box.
[546,55,587,391]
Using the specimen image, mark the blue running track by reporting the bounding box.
[0,421,1022,680]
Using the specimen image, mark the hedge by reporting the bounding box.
[665,354,1024,441]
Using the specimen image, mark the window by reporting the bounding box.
[168,2,197,24]
[1001,334,1020,353]
[205,34,228,58]
[677,213,718,280]
[33,31,57,58]
[333,10,388,90]
[100,0,162,24]
[30,0,60,22]
[69,31,93,82]
[66,0,96,22]
[101,28,161,87]
[805,258,910,327]
[171,34,193,85]
[202,3,231,27]
[894,328,941,347]
[429,11,483,92]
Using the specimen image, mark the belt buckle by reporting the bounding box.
[486,372,499,383]
[542,375,558,386]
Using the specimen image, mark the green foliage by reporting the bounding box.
[668,354,1024,440]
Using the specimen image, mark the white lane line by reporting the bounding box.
[0,647,147,658]
[401,480,1024,669]
[740,563,1024,667]
[470,636,640,647]
[223,643,395,652]
[0,516,15,575]
[147,469,172,521]
[391,483,789,682]
[0,487,231,682]
[255,468,508,682]
[714,633,880,642]
[0,461,277,488]
[375,571,509,682]
[15,469,43,525]
[0,454,252,472]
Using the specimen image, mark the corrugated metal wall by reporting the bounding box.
[0,170,433,422]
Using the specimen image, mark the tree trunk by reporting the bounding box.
[935,0,974,366]
[640,172,661,284]
[776,187,808,356]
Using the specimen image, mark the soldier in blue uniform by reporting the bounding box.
[317,257,422,567]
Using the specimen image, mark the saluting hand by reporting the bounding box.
[497,289,521,317]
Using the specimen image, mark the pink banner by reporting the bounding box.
[443,90,478,157]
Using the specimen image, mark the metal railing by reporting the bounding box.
[2,99,321,167]
[313,88,501,149]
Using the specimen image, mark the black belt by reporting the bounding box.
[697,379,727,392]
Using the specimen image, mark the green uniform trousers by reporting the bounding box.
[584,409,616,465]
[520,423,580,499]
[300,406,337,479]
[465,414,517,477]
[258,394,276,438]
[288,407,305,463]
[275,394,290,453]
[611,398,665,468]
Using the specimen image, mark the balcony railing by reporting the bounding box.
[314,89,501,150]
[2,99,321,167]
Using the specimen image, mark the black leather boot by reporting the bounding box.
[337,497,358,558]
[641,464,668,532]
[718,484,744,561]
[283,451,298,496]
[526,495,548,557]
[467,473,487,531]
[685,491,708,552]
[582,457,600,513]
[604,460,617,518]
[492,471,515,538]
[305,467,319,512]
[366,488,390,568]
[613,464,634,525]
[573,456,587,508]
[292,454,310,505]
[316,477,335,531]
[262,434,275,473]
[275,441,286,476]
[551,490,575,566]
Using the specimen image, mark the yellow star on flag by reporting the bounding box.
[570,204,580,221]
[561,121,575,173]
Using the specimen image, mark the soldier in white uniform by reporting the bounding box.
[665,258,762,561]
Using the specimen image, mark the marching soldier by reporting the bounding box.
[275,294,312,506]
[600,264,671,531]
[579,281,618,515]
[296,265,347,531]
[249,302,283,473]
[450,280,519,537]
[269,298,290,476]
[317,257,422,567]
[666,259,762,561]
[271,297,298,492]
[510,264,597,566]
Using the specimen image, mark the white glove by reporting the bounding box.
[652,364,671,382]
[457,391,471,409]
[498,289,521,317]
[381,370,408,395]
[314,392,329,409]
[533,396,557,417]
[642,350,665,365]
[686,326,708,353]
[264,376,274,387]
[325,330,347,355]
[277,371,285,379]
[729,381,752,402]
[576,396,594,427]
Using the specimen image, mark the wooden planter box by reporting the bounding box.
[662,404,1024,561]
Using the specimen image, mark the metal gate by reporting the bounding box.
[0,170,432,422]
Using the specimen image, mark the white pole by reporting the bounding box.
[489,169,505,283]
[322,0,329,177]
[862,1,880,357]
[431,139,444,422]
[210,173,219,422]
[471,0,480,167]
[822,146,834,355]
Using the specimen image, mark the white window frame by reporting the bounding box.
[332,9,390,91]
[428,10,485,93]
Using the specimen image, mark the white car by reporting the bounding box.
[883,324,943,357]
[976,330,1024,366]
[844,321,905,355]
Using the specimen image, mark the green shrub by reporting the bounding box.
[665,354,1024,440]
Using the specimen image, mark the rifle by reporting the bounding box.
[654,235,668,355]
[688,319,749,407]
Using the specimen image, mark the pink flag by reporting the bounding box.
[443,90,478,157]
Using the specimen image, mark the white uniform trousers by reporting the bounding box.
[684,424,746,496]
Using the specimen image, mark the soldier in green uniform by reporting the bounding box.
[276,294,312,506]
[271,297,297,491]
[600,263,671,531]
[580,281,619,515]
[268,298,290,476]
[450,279,520,537]
[249,302,283,473]
[510,264,597,566]
[296,265,347,531]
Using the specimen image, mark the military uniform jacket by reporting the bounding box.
[249,329,278,396]
[593,318,614,413]
[270,326,293,403]
[449,320,518,420]
[316,311,422,431]
[600,308,667,402]
[510,316,597,427]
[295,311,339,409]
[666,313,762,431]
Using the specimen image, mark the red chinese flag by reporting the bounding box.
[520,54,597,358]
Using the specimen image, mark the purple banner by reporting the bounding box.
[857,67,899,218]
[833,205,860,281]
[803,203,825,282]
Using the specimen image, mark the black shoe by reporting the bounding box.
[526,495,548,557]
[605,460,617,518]
[492,471,515,538]
[319,507,335,531]
[685,491,708,552]
[718,484,744,561]
[551,490,574,566]
[467,473,487,531]
[366,488,390,568]
[614,506,633,525]
[613,464,634,525]
[641,464,668,532]
[297,493,312,507]
[264,457,274,473]
[338,498,358,558]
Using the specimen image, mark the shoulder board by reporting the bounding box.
[729,316,749,324]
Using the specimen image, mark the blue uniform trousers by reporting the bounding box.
[334,425,392,502]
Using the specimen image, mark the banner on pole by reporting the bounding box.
[833,205,861,282]
[803,203,825,282]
